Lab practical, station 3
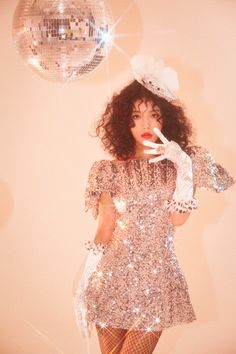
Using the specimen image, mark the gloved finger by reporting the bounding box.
[142,140,164,148]
[82,325,89,337]
[80,317,89,336]
[153,127,169,144]
[149,155,166,163]
[143,148,164,155]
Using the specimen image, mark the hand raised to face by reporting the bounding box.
[142,127,189,165]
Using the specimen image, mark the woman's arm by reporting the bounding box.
[93,191,116,244]
[75,191,115,337]
[170,211,190,226]
[169,185,196,226]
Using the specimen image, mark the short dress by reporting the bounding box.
[75,145,234,332]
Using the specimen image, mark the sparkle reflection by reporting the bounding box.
[25,320,64,354]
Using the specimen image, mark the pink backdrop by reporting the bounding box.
[0,0,235,353]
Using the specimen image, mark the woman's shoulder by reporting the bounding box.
[92,158,126,165]
[185,144,209,157]
[184,145,216,172]
[90,158,112,165]
[88,159,113,172]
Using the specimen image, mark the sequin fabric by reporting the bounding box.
[80,145,234,332]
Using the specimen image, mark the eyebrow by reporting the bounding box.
[131,109,161,113]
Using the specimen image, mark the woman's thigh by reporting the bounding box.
[120,329,163,354]
[96,324,128,354]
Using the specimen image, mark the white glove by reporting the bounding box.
[142,127,198,212]
[74,242,107,337]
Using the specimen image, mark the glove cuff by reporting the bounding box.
[84,240,109,255]
[165,197,198,213]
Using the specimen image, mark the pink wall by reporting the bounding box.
[0,0,235,353]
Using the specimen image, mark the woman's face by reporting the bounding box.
[130,99,163,149]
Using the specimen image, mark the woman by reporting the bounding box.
[73,55,235,354]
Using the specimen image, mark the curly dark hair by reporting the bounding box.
[93,80,194,160]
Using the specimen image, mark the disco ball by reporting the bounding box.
[12,0,114,82]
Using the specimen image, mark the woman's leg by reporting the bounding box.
[120,329,163,354]
[96,324,128,354]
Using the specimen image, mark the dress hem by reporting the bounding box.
[91,317,197,332]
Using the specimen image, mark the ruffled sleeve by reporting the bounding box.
[84,160,112,220]
[187,145,235,192]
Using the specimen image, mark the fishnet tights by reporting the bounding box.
[96,325,162,354]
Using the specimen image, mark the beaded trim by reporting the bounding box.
[165,197,198,213]
[84,240,108,255]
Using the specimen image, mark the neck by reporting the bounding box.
[132,144,149,159]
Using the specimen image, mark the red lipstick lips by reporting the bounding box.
[141,133,152,138]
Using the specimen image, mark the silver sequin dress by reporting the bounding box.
[81,145,234,332]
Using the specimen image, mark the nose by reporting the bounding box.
[142,115,151,129]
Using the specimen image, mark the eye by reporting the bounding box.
[131,114,140,120]
[152,112,162,120]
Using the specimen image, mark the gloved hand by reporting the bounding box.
[142,127,198,212]
[74,242,108,337]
